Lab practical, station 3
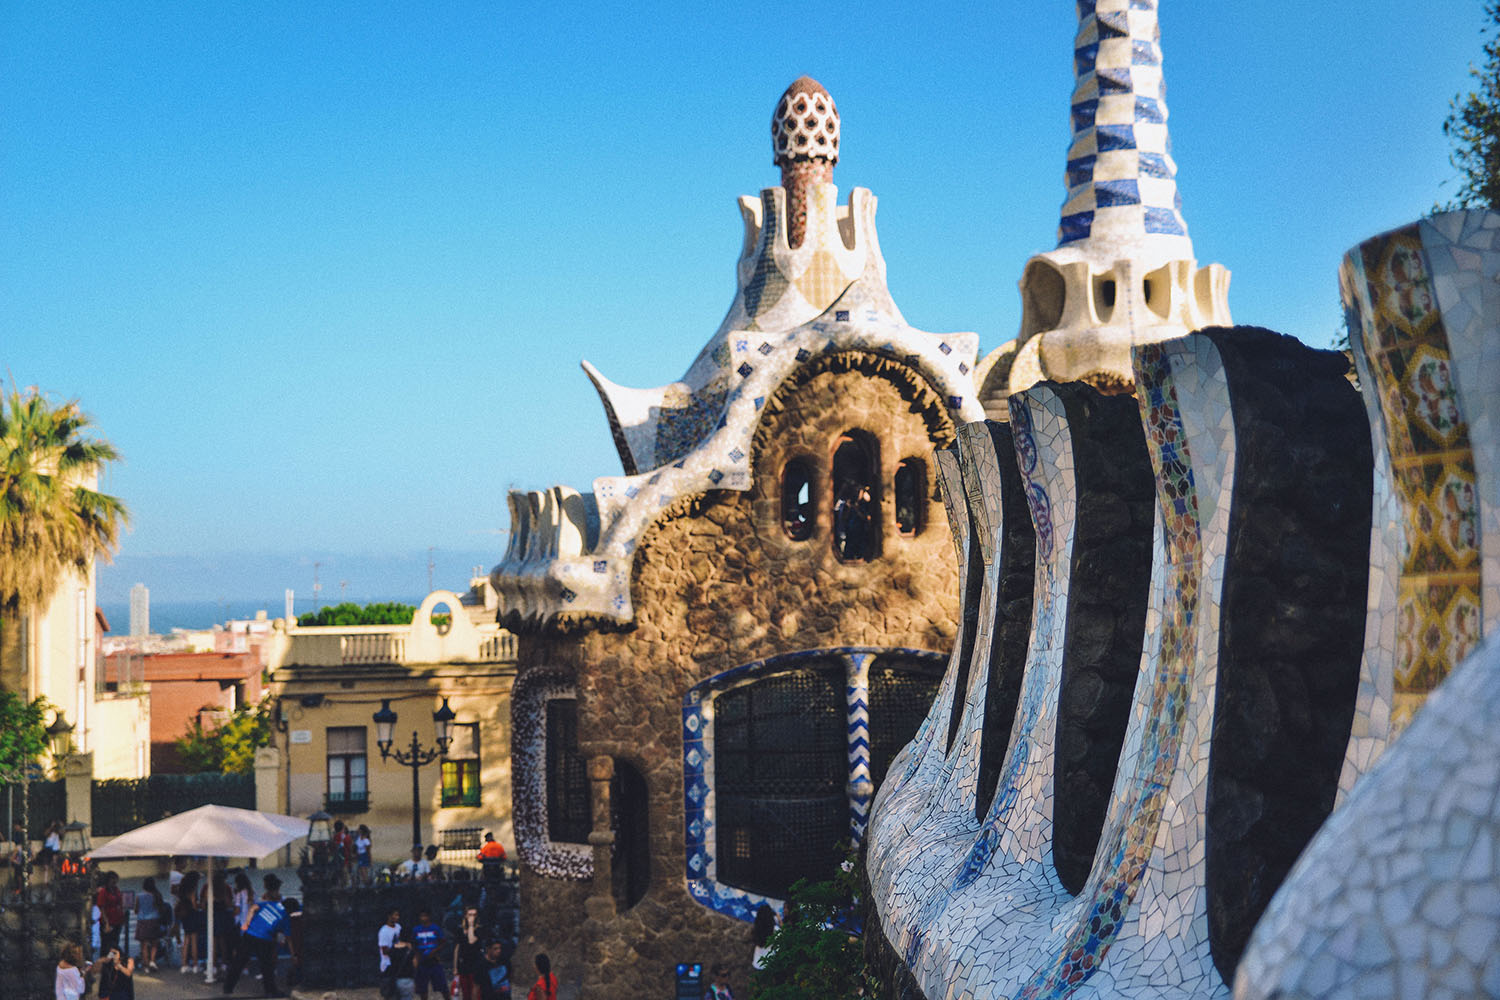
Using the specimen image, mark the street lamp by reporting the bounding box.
[372,697,456,851]
[60,820,90,856]
[307,810,333,847]
[46,711,74,759]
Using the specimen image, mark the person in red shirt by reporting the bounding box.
[478,832,507,881]
[476,832,506,861]
[526,954,556,1000]
[95,871,126,955]
[331,820,355,885]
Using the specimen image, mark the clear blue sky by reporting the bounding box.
[0,2,1481,602]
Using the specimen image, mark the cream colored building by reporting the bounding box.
[265,582,516,864]
[15,558,151,781]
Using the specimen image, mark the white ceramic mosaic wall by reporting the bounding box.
[865,446,974,841]
[898,388,1079,990]
[870,336,1236,1000]
[872,211,1500,999]
[865,424,1011,921]
[511,669,594,880]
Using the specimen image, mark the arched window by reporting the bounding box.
[713,665,846,899]
[832,431,880,562]
[545,698,591,845]
[782,459,815,541]
[893,458,926,536]
[682,647,948,918]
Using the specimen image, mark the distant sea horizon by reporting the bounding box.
[98,596,428,634]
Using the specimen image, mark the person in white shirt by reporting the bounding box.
[55,943,90,1000]
[377,909,402,973]
[396,845,431,881]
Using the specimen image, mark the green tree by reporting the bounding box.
[0,690,50,780]
[0,385,127,693]
[0,691,51,894]
[1445,2,1500,209]
[297,601,417,627]
[175,700,273,774]
[750,848,879,1000]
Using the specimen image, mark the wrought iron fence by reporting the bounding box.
[2,780,66,841]
[0,870,91,1000]
[297,874,520,988]
[91,773,255,836]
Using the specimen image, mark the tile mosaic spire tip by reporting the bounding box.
[1058,0,1193,259]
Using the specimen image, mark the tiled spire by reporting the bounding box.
[772,76,839,249]
[1057,0,1192,259]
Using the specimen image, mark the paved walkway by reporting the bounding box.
[129,963,384,1000]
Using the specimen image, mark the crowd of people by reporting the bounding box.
[49,828,517,1000]
[377,903,550,1000]
[54,863,301,999]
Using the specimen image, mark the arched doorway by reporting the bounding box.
[611,758,651,910]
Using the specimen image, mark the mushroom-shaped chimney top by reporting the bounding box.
[772,76,840,167]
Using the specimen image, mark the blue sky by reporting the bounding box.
[0,2,1481,601]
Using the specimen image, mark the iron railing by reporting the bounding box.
[91,773,254,836]
[298,874,520,988]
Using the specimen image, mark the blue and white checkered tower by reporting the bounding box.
[978,0,1232,407]
[1058,0,1190,259]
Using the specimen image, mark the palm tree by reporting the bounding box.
[0,384,128,694]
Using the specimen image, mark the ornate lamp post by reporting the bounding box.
[46,711,75,759]
[372,698,455,851]
[299,809,338,886]
[11,711,75,895]
[60,820,90,856]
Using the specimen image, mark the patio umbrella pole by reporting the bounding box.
[204,856,216,983]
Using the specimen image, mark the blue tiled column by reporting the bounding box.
[846,651,874,843]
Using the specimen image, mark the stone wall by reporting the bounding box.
[513,354,963,997]
[1203,328,1371,976]
[0,879,89,1000]
[1050,384,1155,894]
[974,420,1036,820]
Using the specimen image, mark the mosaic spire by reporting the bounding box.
[1057,0,1192,259]
[771,76,839,249]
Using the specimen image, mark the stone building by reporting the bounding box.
[491,78,984,994]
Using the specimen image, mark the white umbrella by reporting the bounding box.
[91,804,310,983]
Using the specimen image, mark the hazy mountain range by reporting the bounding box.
[96,548,501,606]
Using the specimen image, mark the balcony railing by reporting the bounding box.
[325,791,371,814]
[272,623,516,669]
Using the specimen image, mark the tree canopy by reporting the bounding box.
[1445,2,1500,209]
[175,700,273,775]
[0,385,127,693]
[297,601,418,627]
[0,691,51,781]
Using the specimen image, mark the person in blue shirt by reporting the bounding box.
[222,873,289,997]
[411,909,449,1000]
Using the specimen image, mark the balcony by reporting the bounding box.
[268,590,517,670]
[325,791,371,814]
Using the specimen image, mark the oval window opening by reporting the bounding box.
[832,432,880,562]
[782,459,815,541]
[894,458,926,536]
